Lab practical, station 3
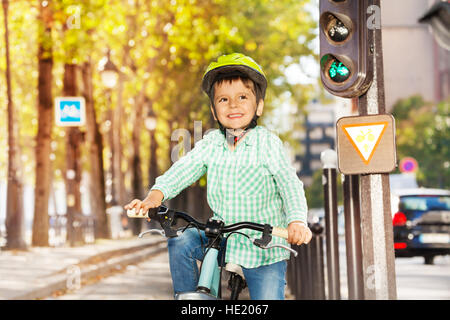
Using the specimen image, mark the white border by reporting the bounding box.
[55,96,86,127]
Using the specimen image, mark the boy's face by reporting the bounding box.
[211,78,264,130]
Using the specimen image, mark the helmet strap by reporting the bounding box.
[225,128,248,146]
[215,109,259,146]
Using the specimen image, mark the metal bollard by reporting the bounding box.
[310,222,326,300]
[343,174,364,299]
[295,245,303,299]
[305,243,314,299]
[321,149,341,300]
[297,244,307,299]
[287,225,326,300]
[286,254,297,298]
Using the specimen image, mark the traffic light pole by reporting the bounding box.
[357,0,397,300]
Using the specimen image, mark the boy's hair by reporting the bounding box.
[208,71,264,108]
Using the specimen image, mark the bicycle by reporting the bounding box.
[127,205,298,300]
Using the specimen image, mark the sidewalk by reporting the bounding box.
[0,235,167,300]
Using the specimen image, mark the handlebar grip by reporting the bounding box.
[272,227,288,239]
[126,208,148,218]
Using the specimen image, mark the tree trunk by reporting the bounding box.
[129,91,145,235]
[81,59,110,240]
[63,63,84,246]
[32,1,53,247]
[113,73,125,206]
[3,0,26,250]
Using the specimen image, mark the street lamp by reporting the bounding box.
[99,49,119,89]
[144,97,158,229]
[99,49,119,205]
[145,107,157,132]
[144,97,158,187]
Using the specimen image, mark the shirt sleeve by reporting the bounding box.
[265,134,308,225]
[150,136,209,202]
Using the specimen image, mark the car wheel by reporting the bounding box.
[424,255,435,265]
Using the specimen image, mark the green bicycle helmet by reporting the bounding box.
[202,53,267,101]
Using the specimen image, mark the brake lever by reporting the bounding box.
[264,243,298,257]
[251,238,298,257]
[139,228,183,238]
[139,229,166,238]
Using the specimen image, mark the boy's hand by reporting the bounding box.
[287,222,312,246]
[123,189,164,220]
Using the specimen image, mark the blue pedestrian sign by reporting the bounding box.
[55,97,86,127]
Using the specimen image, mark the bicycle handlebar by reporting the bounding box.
[127,205,289,240]
[129,206,298,256]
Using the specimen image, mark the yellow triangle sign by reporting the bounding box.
[342,122,388,165]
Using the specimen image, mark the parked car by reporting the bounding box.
[391,188,450,264]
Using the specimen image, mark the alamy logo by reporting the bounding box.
[367,5,381,30]
[66,265,81,291]
[66,5,81,30]
[170,121,281,163]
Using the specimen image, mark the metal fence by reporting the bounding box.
[49,213,95,246]
[286,149,346,300]
[286,222,326,300]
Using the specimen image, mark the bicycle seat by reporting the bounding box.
[225,263,245,278]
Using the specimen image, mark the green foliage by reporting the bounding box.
[305,169,343,209]
[392,95,449,189]
[305,170,324,209]
[0,0,319,191]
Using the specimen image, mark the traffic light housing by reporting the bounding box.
[319,0,373,98]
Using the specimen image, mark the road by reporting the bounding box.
[48,246,449,300]
[394,255,450,300]
[338,239,450,300]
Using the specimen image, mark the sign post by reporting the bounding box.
[355,0,397,299]
[55,96,86,246]
[321,149,341,300]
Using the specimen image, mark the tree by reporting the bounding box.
[305,169,343,209]
[392,95,449,189]
[53,0,111,240]
[62,62,85,246]
[58,4,85,245]
[0,0,320,243]
[81,57,110,240]
[32,0,54,247]
[3,0,26,250]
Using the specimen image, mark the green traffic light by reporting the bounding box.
[320,54,351,84]
[328,59,350,83]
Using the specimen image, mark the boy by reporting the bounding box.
[124,53,311,299]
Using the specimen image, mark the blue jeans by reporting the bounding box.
[167,228,287,300]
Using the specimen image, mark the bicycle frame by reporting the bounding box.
[175,246,222,300]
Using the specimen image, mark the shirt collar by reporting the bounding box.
[214,126,258,148]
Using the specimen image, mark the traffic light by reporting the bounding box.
[319,0,373,98]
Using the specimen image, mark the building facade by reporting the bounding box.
[381,0,449,110]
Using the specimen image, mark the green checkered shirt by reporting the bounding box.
[151,125,308,268]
